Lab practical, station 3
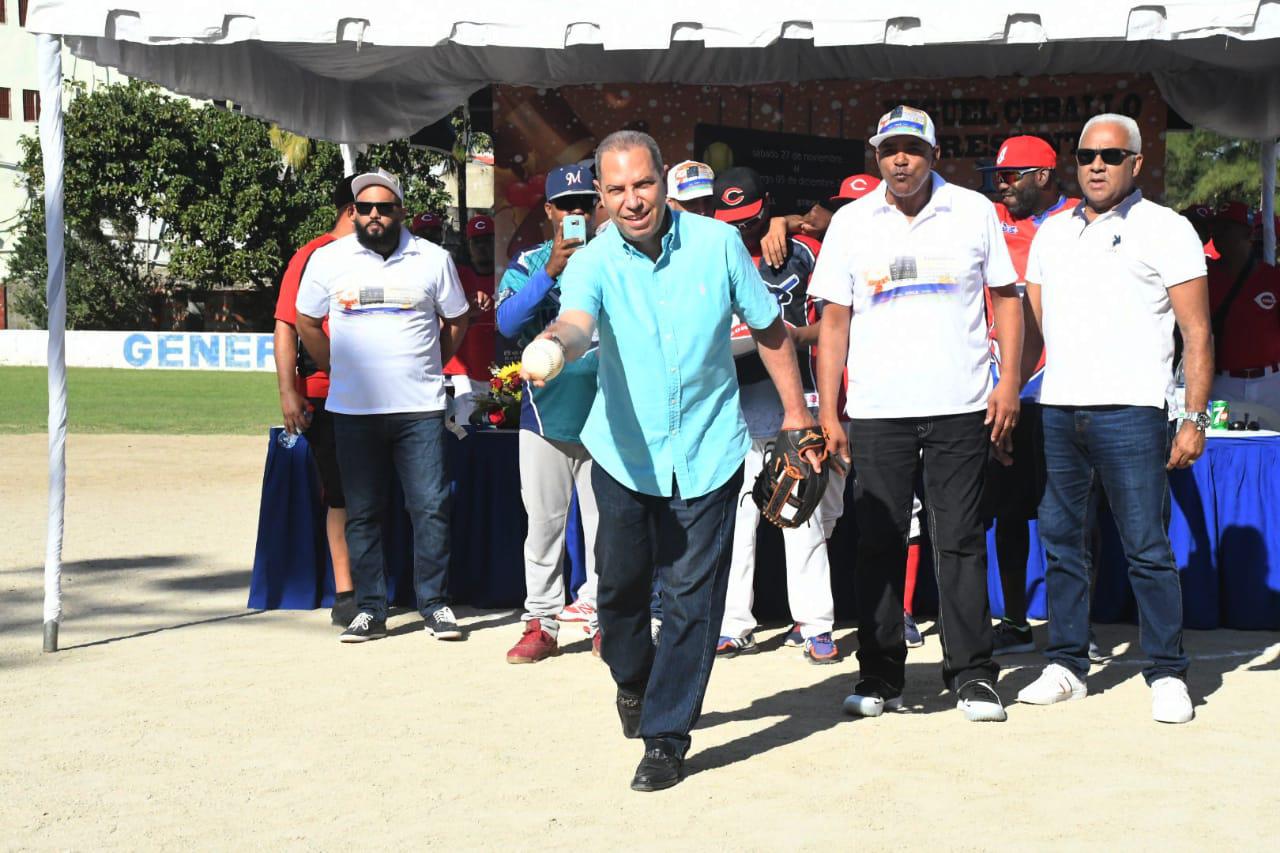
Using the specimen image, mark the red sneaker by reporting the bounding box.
[592,629,602,658]
[506,619,560,664]
[558,599,596,623]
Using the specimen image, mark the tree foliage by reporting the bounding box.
[9,80,453,330]
[1165,129,1279,211]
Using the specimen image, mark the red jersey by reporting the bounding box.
[1208,257,1280,371]
[274,233,337,398]
[444,263,496,381]
[988,196,1080,392]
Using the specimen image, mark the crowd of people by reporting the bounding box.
[272,104,1278,792]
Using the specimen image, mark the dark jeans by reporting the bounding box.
[1039,405,1187,683]
[983,402,1046,625]
[848,410,996,692]
[593,464,743,758]
[333,412,451,621]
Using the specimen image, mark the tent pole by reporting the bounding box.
[1261,140,1277,266]
[38,34,67,653]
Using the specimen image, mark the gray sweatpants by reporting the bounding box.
[519,430,600,633]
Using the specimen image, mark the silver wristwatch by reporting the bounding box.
[1183,411,1211,433]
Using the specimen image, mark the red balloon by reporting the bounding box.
[527,173,546,199]
[505,181,537,208]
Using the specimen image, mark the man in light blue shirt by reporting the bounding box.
[533,130,821,792]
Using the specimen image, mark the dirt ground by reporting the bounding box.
[2,433,1278,851]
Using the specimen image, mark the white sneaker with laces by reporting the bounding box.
[1017,663,1087,705]
[558,599,596,623]
[1151,677,1194,724]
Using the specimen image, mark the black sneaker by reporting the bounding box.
[616,690,643,739]
[992,619,1035,656]
[425,605,463,640]
[339,612,386,643]
[842,679,903,717]
[956,678,1008,722]
[330,592,358,627]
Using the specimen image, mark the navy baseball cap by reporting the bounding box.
[546,163,598,201]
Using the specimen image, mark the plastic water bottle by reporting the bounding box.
[277,409,313,449]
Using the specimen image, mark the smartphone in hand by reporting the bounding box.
[562,214,587,244]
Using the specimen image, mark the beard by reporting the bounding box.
[355,218,402,255]
[1004,182,1040,220]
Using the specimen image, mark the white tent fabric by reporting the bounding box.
[23,0,1280,649]
[36,34,68,652]
[25,1,1280,142]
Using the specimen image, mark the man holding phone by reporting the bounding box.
[495,163,605,663]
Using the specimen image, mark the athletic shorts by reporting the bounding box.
[306,397,345,509]
[981,401,1045,522]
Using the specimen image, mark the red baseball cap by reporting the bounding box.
[831,174,881,202]
[410,212,443,235]
[979,135,1058,171]
[466,214,495,239]
[1214,201,1255,228]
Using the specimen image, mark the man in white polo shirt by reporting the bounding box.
[296,168,472,643]
[811,105,1023,723]
[1017,114,1212,724]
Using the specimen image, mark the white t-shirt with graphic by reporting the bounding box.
[296,231,469,415]
[808,173,1017,418]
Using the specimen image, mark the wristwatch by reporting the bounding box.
[1183,411,1211,433]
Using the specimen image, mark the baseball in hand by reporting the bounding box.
[522,338,564,382]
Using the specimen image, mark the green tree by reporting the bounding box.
[9,80,455,330]
[1165,129,1279,210]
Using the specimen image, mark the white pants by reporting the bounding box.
[721,438,835,640]
[519,430,600,632]
[1210,372,1280,430]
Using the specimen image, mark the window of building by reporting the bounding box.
[1,3,7,25]
[23,89,39,122]
[20,0,29,28]
[0,89,11,120]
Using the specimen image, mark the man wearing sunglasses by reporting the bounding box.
[710,166,840,666]
[495,162,605,664]
[296,168,472,643]
[975,136,1080,657]
[810,105,1022,724]
[1018,113,1212,724]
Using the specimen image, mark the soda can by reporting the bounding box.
[1209,400,1230,430]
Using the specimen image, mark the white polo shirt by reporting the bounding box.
[296,230,469,415]
[1025,191,1206,412]
[808,172,1017,418]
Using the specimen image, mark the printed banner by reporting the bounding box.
[493,74,1166,265]
[0,330,275,371]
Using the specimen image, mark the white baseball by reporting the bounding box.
[522,338,564,382]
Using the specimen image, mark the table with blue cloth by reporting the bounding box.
[249,429,1280,631]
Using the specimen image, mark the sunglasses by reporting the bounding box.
[354,201,400,216]
[1075,148,1138,167]
[996,167,1042,185]
[551,195,596,212]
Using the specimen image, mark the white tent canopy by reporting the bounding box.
[23,0,1280,649]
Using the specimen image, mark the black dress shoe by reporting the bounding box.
[616,690,643,739]
[630,748,683,792]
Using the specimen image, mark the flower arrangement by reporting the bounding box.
[469,361,523,428]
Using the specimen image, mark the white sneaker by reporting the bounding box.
[1151,677,1194,724]
[1017,663,1087,705]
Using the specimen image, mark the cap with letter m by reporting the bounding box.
[546,162,598,201]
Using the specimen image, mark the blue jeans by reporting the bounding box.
[1039,405,1187,683]
[333,413,451,621]
[593,465,743,758]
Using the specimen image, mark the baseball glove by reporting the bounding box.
[752,427,831,528]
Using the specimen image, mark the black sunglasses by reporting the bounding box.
[551,195,596,213]
[354,201,400,216]
[996,167,1042,185]
[1075,148,1138,167]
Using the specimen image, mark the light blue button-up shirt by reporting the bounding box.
[558,210,781,498]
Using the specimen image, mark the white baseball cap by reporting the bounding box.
[869,105,937,149]
[351,168,403,202]
[666,160,715,201]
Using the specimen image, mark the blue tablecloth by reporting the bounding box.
[249,429,1280,630]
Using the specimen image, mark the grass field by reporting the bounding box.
[0,366,279,434]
